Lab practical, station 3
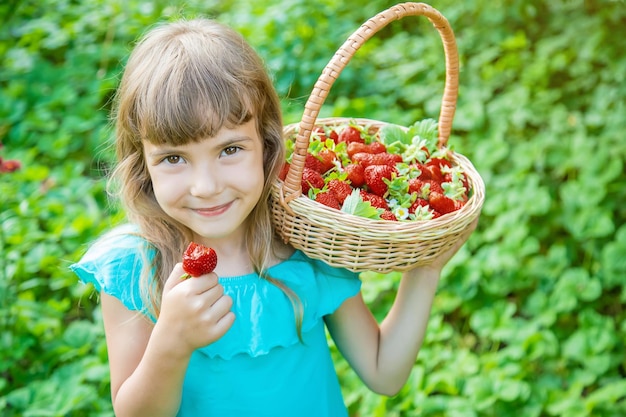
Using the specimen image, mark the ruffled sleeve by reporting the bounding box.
[198,250,361,359]
[69,224,154,319]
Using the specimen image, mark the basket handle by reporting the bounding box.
[281,2,459,204]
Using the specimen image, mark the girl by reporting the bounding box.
[71,18,476,417]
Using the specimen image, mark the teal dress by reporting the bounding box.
[70,225,361,417]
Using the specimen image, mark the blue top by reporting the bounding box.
[70,225,361,417]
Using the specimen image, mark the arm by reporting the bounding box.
[102,263,235,417]
[325,220,477,396]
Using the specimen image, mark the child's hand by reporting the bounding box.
[157,263,235,354]
[409,217,479,277]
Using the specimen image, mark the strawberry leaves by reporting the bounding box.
[341,190,381,219]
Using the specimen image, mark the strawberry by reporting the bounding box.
[347,142,370,159]
[352,152,402,167]
[380,210,398,221]
[344,163,365,188]
[315,191,341,209]
[427,157,452,170]
[408,178,426,194]
[369,141,387,154]
[278,162,290,181]
[412,163,432,180]
[346,141,387,158]
[317,149,337,174]
[338,126,365,144]
[304,153,324,173]
[364,164,397,196]
[359,190,389,209]
[302,167,325,195]
[312,126,327,141]
[182,242,218,278]
[409,198,429,214]
[428,191,460,215]
[329,129,339,143]
[305,149,336,174]
[327,179,353,204]
[427,180,444,195]
[351,152,375,167]
[0,159,21,173]
[371,152,403,166]
[423,159,450,182]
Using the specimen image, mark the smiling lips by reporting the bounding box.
[192,201,233,216]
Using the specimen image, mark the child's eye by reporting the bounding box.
[222,146,241,157]
[163,155,184,165]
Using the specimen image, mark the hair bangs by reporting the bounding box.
[135,37,257,146]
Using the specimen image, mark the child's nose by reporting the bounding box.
[189,166,221,197]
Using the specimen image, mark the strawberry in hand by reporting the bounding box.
[181,242,218,279]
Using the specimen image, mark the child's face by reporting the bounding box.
[142,119,265,245]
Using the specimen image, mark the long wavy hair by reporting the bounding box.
[108,18,299,325]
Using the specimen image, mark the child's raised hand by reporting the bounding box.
[407,217,479,278]
[157,263,235,354]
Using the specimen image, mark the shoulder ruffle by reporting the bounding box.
[69,224,154,318]
[198,251,361,359]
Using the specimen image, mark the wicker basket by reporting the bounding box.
[271,2,485,273]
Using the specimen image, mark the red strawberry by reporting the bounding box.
[351,152,375,166]
[312,127,327,141]
[347,142,370,159]
[0,159,21,173]
[409,198,429,214]
[315,191,341,209]
[408,178,426,194]
[380,210,398,221]
[278,162,290,181]
[419,158,452,182]
[338,126,365,144]
[346,141,387,158]
[302,167,325,195]
[304,153,324,173]
[317,149,337,174]
[182,242,218,278]
[352,152,402,167]
[369,141,387,154]
[305,149,336,174]
[359,190,389,209]
[327,179,352,204]
[371,152,403,166]
[413,163,432,180]
[427,180,444,194]
[427,157,452,170]
[364,164,397,196]
[329,129,339,143]
[428,192,461,215]
[344,163,365,188]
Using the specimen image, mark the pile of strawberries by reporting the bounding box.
[279,119,470,221]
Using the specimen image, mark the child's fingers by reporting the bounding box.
[164,263,218,294]
[206,296,235,341]
[163,263,187,293]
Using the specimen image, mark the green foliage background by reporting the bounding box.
[1,0,625,415]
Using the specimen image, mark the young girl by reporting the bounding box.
[71,18,476,417]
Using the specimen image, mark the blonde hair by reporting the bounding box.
[109,18,298,323]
